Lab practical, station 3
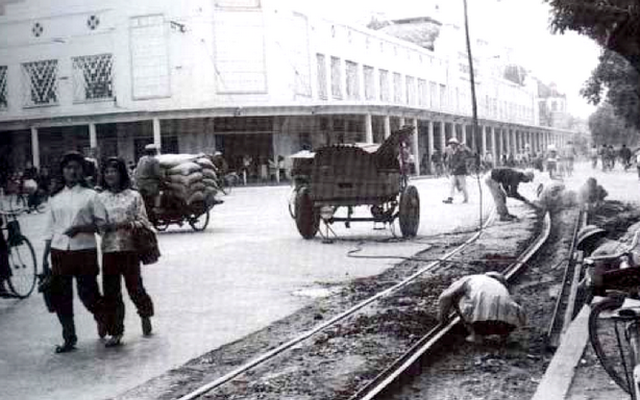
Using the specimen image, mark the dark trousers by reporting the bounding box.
[102,251,154,336]
[50,249,103,344]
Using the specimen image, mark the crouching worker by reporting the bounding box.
[485,168,537,221]
[438,272,526,343]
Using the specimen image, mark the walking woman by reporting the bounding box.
[42,152,107,353]
[98,157,154,347]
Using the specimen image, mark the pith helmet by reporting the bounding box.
[447,137,459,145]
[576,225,607,250]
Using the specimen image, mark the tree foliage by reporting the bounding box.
[582,50,640,129]
[545,0,640,72]
[588,102,639,146]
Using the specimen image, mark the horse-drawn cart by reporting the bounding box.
[290,126,420,239]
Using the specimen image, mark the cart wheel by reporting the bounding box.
[189,210,210,232]
[399,185,420,237]
[295,187,319,239]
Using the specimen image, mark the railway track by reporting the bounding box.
[348,212,552,400]
[176,209,554,400]
[176,212,499,400]
[546,209,587,349]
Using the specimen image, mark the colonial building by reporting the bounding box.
[0,0,572,178]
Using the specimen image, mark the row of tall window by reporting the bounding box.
[0,54,113,110]
[316,53,448,110]
[315,53,534,123]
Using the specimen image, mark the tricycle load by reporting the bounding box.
[152,153,223,232]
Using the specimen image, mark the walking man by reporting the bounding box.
[485,167,537,221]
[442,138,472,204]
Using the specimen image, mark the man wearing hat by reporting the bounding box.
[442,137,472,204]
[134,144,163,223]
[485,167,537,221]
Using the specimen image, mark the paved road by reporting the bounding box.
[1,173,544,400]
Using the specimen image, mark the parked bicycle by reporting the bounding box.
[588,230,640,398]
[0,209,37,298]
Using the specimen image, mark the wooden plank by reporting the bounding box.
[531,305,590,400]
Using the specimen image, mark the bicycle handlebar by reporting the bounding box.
[586,230,640,262]
[0,209,23,218]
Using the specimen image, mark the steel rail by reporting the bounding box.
[348,211,552,400]
[546,210,586,348]
[176,211,496,400]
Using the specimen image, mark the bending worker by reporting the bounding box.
[438,272,526,344]
[485,167,536,221]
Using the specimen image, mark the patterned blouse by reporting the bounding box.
[98,189,151,253]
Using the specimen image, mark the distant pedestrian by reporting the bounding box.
[431,149,443,177]
[485,168,537,221]
[98,157,155,347]
[442,138,472,204]
[438,272,526,343]
[41,151,107,353]
[620,144,632,170]
[589,145,598,169]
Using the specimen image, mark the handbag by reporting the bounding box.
[132,223,161,265]
[37,269,57,313]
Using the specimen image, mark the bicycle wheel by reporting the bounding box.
[589,297,632,393]
[7,235,37,298]
[189,210,210,231]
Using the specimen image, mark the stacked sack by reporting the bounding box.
[156,154,220,209]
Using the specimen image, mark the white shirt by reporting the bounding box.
[44,185,107,250]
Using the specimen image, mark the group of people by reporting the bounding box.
[589,143,637,172]
[440,137,539,222]
[20,151,155,353]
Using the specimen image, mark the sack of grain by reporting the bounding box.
[202,178,219,190]
[166,172,203,187]
[196,157,215,169]
[167,162,202,176]
[202,168,217,180]
[157,154,199,168]
[187,191,205,205]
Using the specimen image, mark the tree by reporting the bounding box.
[581,50,640,129]
[545,0,640,73]
[588,102,639,146]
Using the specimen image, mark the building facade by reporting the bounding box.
[0,0,573,178]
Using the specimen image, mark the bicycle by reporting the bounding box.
[0,209,38,298]
[588,230,640,398]
[216,171,241,195]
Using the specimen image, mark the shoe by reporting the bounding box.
[141,317,152,336]
[105,335,122,348]
[55,340,77,354]
[462,199,469,204]
[442,198,453,204]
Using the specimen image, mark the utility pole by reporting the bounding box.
[462,0,483,230]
